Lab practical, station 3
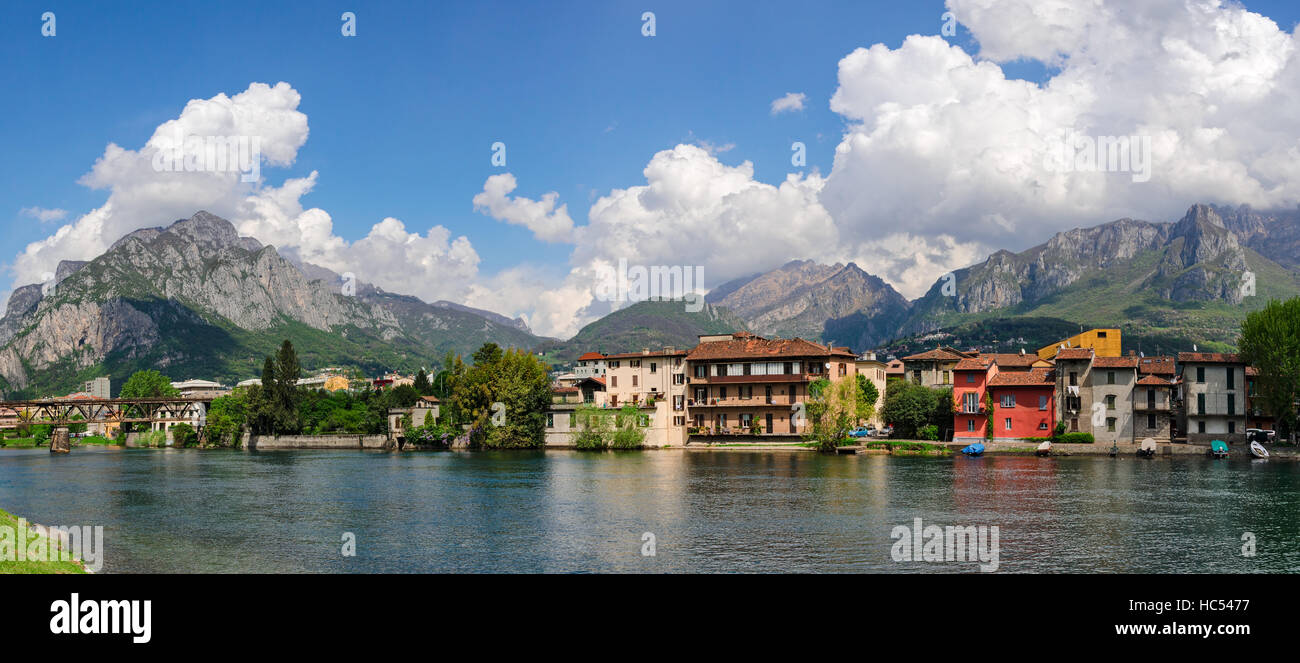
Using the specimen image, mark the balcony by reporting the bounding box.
[688,373,813,385]
[687,398,795,408]
[958,405,985,415]
[1134,401,1171,411]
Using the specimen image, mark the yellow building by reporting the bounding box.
[1037,328,1121,360]
[323,375,350,392]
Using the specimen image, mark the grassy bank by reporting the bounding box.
[0,507,88,574]
[861,440,952,456]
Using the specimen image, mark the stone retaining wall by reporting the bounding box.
[243,433,391,450]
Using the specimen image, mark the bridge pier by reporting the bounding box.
[50,427,70,454]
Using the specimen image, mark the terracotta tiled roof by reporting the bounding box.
[901,346,972,362]
[1092,356,1138,368]
[577,352,605,361]
[988,368,1054,386]
[978,353,1040,368]
[1136,375,1171,386]
[687,336,856,361]
[419,395,440,403]
[1055,348,1094,361]
[1138,356,1176,375]
[953,357,993,371]
[1177,352,1242,364]
[592,377,606,385]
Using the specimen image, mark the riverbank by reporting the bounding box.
[0,507,88,574]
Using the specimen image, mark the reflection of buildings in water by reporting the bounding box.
[951,455,1059,519]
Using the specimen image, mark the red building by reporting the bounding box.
[953,356,1056,441]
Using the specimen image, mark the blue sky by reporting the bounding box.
[4,0,1300,337]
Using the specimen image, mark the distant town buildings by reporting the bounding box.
[82,376,111,399]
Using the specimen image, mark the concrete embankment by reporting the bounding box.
[242,434,390,450]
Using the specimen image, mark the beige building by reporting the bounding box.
[1054,349,1138,443]
[855,353,888,428]
[901,346,973,388]
[1178,352,1246,444]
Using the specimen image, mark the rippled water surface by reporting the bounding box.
[1,447,1296,573]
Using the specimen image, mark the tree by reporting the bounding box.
[483,348,551,448]
[1239,297,1300,441]
[856,374,880,424]
[881,380,951,440]
[413,369,432,396]
[206,394,247,447]
[611,404,647,449]
[574,404,612,450]
[120,370,180,399]
[271,340,302,434]
[170,422,198,447]
[805,377,859,452]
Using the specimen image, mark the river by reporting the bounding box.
[1,447,1296,573]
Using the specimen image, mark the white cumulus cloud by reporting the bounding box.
[770,92,808,114]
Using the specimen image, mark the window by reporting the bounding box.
[632,375,638,387]
[1197,393,1205,415]
[694,365,706,378]
[967,419,975,432]
[609,360,620,369]
[963,392,979,414]
[631,360,640,368]
[714,364,726,377]
[751,362,767,376]
[673,395,684,411]
[1107,417,1116,432]
[1004,418,1012,431]
[673,416,685,426]
[1001,394,1016,408]
[1106,395,1116,410]
[1229,421,1236,434]
[785,362,794,374]
[650,362,657,373]
[1107,371,1115,385]
[719,386,727,400]
[1227,368,1234,390]
[1147,413,1155,429]
[673,373,685,385]
[1069,371,1077,386]
[839,364,848,377]
[966,373,974,383]
[1038,422,1048,430]
[1197,420,1206,433]
[912,370,921,384]
[1097,331,1107,338]
[1038,395,1048,410]
[1227,394,1235,416]
[1070,417,1078,431]
[611,376,618,388]
[1196,367,1205,383]
[546,413,554,428]
[942,371,950,384]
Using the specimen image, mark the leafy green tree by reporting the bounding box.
[271,340,302,434]
[1239,297,1300,441]
[170,422,198,447]
[574,404,612,450]
[805,377,859,452]
[881,380,950,439]
[856,374,880,424]
[413,368,432,396]
[483,348,551,448]
[611,404,647,449]
[206,394,247,447]
[120,370,180,399]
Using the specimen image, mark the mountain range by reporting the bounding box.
[2,203,1296,398]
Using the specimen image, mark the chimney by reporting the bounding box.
[642,348,649,355]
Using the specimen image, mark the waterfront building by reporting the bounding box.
[885,358,904,381]
[1136,355,1178,441]
[953,356,996,441]
[387,395,441,442]
[986,367,1057,441]
[684,332,858,436]
[1177,352,1247,444]
[1052,348,1138,443]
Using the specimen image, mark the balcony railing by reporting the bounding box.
[689,374,813,385]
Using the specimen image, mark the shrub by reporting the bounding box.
[1058,432,1095,444]
[171,423,198,448]
[918,424,939,441]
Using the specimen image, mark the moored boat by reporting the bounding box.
[961,442,985,456]
[1250,441,1269,459]
[1137,438,1157,458]
[1035,441,1052,456]
[1209,439,1229,458]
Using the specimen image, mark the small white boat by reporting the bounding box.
[1035,440,1052,456]
[1137,438,1157,458]
[1250,441,1269,459]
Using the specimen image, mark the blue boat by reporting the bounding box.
[961,443,985,456]
[1209,440,1229,458]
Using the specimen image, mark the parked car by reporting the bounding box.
[876,425,894,438]
[848,426,873,438]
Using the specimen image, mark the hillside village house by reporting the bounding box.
[1178,352,1247,444]
[952,354,1053,441]
[596,348,689,446]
